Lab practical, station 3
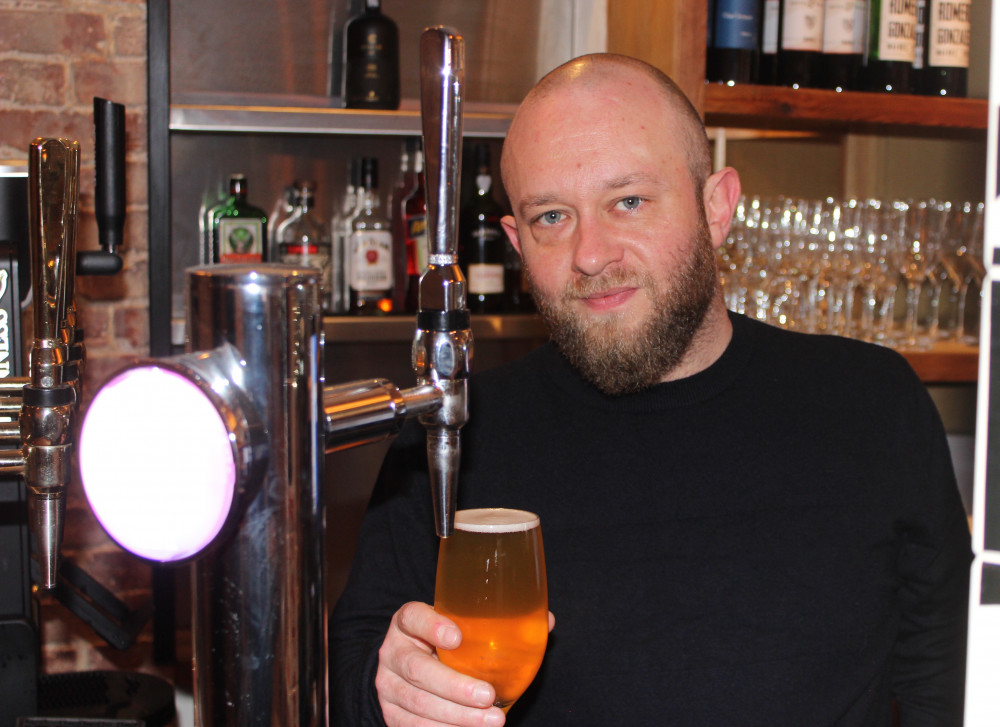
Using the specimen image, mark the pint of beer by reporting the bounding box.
[434,508,548,712]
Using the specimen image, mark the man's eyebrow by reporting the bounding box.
[518,193,560,217]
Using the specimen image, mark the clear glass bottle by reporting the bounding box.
[330,159,360,314]
[211,174,267,264]
[277,180,333,308]
[348,158,394,315]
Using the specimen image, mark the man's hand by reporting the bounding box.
[375,601,506,726]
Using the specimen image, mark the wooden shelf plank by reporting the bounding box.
[704,84,988,132]
[899,343,980,383]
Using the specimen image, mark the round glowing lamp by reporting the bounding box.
[79,355,263,562]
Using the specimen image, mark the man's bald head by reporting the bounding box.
[501,54,712,195]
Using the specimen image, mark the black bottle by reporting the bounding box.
[459,144,506,314]
[821,0,865,91]
[341,0,400,110]
[865,0,918,93]
[777,0,825,88]
[707,0,763,85]
[919,0,971,96]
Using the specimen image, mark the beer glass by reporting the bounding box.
[434,508,548,713]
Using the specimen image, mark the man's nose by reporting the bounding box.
[571,216,625,277]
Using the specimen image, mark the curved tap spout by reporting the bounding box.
[415,27,472,538]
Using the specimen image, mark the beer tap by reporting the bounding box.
[0,138,81,590]
[414,26,472,538]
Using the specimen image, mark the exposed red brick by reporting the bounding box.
[112,15,147,58]
[0,59,68,105]
[72,59,147,108]
[113,302,150,350]
[0,11,107,57]
[0,109,94,156]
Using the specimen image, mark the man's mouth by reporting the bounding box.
[579,286,637,312]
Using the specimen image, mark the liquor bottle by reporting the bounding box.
[821,0,865,91]
[267,184,296,261]
[341,0,400,110]
[459,143,506,314]
[758,0,781,84]
[403,145,428,313]
[865,0,918,93]
[276,180,333,307]
[348,157,394,314]
[920,0,971,96]
[707,0,763,85]
[330,159,361,314]
[210,174,267,264]
[389,139,416,313]
[778,0,826,88]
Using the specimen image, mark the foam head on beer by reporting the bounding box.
[79,365,236,562]
[455,508,540,532]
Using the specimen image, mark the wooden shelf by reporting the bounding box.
[898,343,980,384]
[704,84,988,133]
[322,314,978,383]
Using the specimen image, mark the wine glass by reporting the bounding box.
[434,508,549,714]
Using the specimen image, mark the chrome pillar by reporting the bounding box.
[187,264,326,727]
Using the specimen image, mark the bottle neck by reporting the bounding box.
[364,0,381,13]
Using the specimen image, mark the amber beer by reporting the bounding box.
[435,508,548,711]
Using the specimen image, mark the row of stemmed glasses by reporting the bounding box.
[719,195,984,348]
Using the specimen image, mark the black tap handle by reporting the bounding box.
[90,97,125,276]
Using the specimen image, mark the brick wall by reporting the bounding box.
[0,0,168,684]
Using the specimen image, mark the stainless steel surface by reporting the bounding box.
[169,102,512,138]
[414,28,472,538]
[188,264,326,727]
[24,138,79,589]
[323,379,440,450]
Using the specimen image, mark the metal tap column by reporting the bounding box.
[414,27,472,538]
[187,264,325,727]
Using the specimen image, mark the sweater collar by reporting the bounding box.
[538,311,756,411]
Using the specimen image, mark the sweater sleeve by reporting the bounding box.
[329,422,439,727]
[891,381,972,727]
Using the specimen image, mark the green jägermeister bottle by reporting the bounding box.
[210,174,268,263]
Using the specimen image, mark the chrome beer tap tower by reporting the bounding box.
[77,27,471,726]
[0,136,82,592]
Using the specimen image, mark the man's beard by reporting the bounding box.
[528,223,720,396]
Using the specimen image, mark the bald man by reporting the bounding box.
[331,54,970,727]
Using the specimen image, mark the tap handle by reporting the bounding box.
[81,97,125,277]
[420,26,465,263]
[28,138,78,348]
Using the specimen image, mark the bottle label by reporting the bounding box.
[217,218,263,263]
[761,0,780,54]
[468,264,505,295]
[823,0,865,54]
[875,0,919,63]
[713,0,760,50]
[350,230,394,291]
[405,214,428,273]
[781,0,824,52]
[927,0,971,69]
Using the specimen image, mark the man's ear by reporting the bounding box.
[501,215,523,256]
[702,167,742,249]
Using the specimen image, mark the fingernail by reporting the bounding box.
[473,685,493,706]
[439,626,459,648]
[484,709,505,726]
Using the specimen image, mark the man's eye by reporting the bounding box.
[537,210,563,225]
[617,196,643,211]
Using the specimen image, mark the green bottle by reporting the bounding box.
[211,174,268,264]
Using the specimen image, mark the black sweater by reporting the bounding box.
[331,313,971,726]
